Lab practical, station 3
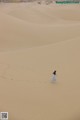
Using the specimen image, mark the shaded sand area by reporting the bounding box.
[0,3,80,120]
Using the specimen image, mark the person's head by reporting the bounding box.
[53,70,56,75]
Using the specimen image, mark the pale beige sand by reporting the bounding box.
[0,3,80,120]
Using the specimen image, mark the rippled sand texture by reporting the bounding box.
[0,3,80,120]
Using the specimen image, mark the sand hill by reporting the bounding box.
[0,3,80,120]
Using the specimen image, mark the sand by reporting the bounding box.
[0,2,80,120]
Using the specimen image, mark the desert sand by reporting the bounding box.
[0,2,80,120]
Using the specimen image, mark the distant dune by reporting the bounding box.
[0,3,80,120]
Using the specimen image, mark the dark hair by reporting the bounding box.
[53,70,56,75]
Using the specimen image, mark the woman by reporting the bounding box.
[51,70,56,82]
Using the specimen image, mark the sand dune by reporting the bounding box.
[0,6,80,51]
[0,3,80,120]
